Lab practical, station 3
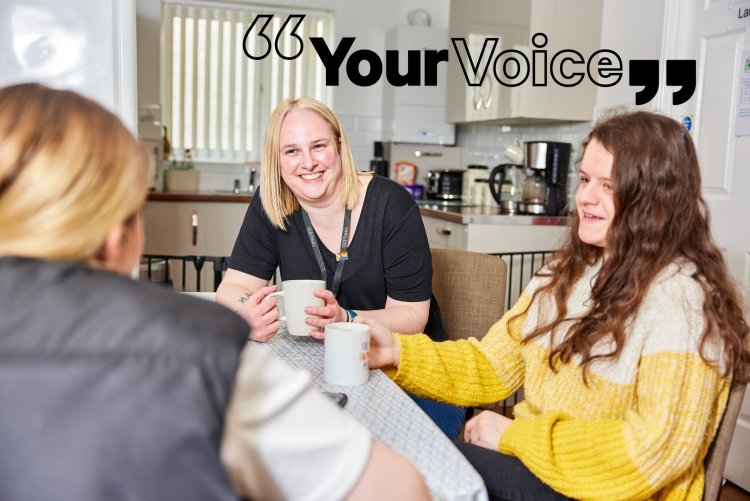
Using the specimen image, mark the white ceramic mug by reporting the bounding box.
[324,322,370,386]
[504,140,524,164]
[265,280,325,336]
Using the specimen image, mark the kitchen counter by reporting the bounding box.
[418,202,570,226]
[147,191,253,203]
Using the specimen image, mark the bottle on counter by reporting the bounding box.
[162,125,171,161]
[181,148,194,170]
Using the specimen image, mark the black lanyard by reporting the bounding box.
[301,207,351,297]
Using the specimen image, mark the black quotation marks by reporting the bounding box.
[629,60,696,105]
[242,14,305,61]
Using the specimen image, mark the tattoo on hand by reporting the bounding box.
[237,292,253,304]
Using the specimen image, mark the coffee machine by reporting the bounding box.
[521,141,571,216]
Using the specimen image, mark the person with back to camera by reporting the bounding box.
[0,83,429,501]
[357,111,750,500]
[215,97,467,439]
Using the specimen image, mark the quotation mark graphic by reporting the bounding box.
[242,14,305,61]
[629,59,696,105]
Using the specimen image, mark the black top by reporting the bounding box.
[0,257,248,500]
[229,175,446,340]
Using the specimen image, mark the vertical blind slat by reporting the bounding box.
[226,11,236,155]
[189,6,199,152]
[177,7,186,151]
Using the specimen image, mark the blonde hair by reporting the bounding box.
[260,97,360,229]
[0,83,151,267]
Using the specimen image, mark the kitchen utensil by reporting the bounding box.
[488,164,525,214]
[263,280,325,336]
[425,169,463,200]
[462,165,488,202]
[521,171,548,214]
[324,322,370,386]
[504,140,524,164]
[470,178,495,207]
[524,141,571,215]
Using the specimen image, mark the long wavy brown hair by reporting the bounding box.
[521,111,750,383]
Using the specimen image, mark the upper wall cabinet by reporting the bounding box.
[446,0,603,125]
[382,26,456,145]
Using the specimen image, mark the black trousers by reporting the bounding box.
[455,442,573,501]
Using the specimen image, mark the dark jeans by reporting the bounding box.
[409,394,466,439]
[455,441,572,501]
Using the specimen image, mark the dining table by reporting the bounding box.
[266,331,488,501]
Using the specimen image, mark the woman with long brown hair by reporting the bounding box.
[361,111,750,500]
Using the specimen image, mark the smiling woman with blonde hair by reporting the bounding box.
[217,96,469,439]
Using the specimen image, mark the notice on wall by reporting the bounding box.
[728,1,750,29]
[736,50,750,136]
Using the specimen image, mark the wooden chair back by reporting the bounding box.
[703,380,747,500]
[431,248,507,341]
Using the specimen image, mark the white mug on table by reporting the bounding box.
[324,322,370,386]
[264,279,325,336]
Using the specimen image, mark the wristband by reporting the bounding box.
[344,308,357,322]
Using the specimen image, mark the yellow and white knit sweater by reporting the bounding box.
[390,260,730,501]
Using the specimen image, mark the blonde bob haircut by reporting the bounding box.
[260,97,360,229]
[0,83,151,267]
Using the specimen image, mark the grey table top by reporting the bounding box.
[267,333,488,501]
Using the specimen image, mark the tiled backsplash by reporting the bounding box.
[337,114,386,170]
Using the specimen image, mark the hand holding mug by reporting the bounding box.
[263,280,325,337]
[236,285,281,342]
[354,317,400,369]
[305,289,348,339]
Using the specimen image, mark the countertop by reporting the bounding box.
[147,191,253,203]
[146,192,569,226]
[418,202,570,226]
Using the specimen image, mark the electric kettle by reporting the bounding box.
[488,164,525,214]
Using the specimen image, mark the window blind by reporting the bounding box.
[161,1,334,162]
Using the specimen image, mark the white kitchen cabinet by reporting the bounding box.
[422,217,468,250]
[422,215,566,253]
[142,200,248,291]
[445,0,603,125]
[382,26,455,144]
[143,201,247,256]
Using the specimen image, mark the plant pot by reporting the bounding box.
[165,170,199,192]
